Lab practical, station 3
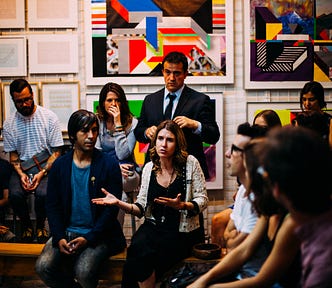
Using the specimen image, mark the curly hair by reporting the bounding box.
[149,120,188,176]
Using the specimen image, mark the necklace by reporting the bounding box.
[161,169,175,223]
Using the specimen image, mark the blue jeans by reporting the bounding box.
[9,172,47,229]
[36,237,112,288]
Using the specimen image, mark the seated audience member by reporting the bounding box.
[3,79,64,243]
[292,110,329,142]
[189,137,301,288]
[95,82,139,226]
[252,109,282,129]
[92,120,208,288]
[0,158,15,242]
[262,126,332,288]
[299,80,332,148]
[35,110,126,288]
[211,114,280,247]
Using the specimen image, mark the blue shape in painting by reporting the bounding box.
[116,0,161,12]
[146,17,158,50]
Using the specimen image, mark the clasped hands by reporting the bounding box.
[58,236,87,255]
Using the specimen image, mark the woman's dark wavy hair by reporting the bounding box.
[149,120,188,175]
[97,82,133,128]
[68,109,99,145]
[300,81,326,111]
[244,138,286,216]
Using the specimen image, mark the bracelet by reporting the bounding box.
[41,168,47,176]
[126,204,133,214]
[115,125,124,129]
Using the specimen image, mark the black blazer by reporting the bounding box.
[134,85,220,179]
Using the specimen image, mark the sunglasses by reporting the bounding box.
[231,144,244,154]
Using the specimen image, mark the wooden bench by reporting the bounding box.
[0,243,127,283]
[0,243,221,284]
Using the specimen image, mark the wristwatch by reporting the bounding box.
[42,168,48,176]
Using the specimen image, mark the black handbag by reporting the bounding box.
[20,150,50,175]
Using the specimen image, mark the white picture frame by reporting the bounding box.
[244,0,332,89]
[41,82,80,132]
[28,0,78,28]
[84,0,234,86]
[2,82,39,123]
[0,36,27,76]
[86,92,223,189]
[28,34,79,74]
[0,0,25,28]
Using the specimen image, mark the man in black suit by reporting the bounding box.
[134,51,220,180]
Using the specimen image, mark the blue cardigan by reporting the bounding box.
[46,148,126,254]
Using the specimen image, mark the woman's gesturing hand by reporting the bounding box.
[91,188,119,206]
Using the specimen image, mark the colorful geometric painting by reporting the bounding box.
[244,0,332,89]
[85,0,233,85]
[247,102,332,125]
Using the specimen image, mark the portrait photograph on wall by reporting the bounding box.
[85,0,233,85]
[244,0,332,89]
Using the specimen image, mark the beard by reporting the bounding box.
[17,102,35,116]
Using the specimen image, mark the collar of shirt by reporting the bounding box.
[163,85,184,113]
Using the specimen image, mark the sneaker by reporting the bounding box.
[21,227,34,243]
[36,228,49,243]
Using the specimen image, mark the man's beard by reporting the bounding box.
[17,102,34,116]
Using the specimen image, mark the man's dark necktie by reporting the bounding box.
[164,94,176,120]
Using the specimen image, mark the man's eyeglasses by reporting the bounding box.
[231,144,244,154]
[14,96,33,105]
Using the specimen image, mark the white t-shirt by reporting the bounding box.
[230,184,258,234]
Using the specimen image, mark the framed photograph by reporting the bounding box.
[41,82,80,132]
[28,34,79,74]
[0,0,25,28]
[0,36,27,76]
[244,0,332,89]
[28,0,78,28]
[86,92,223,189]
[247,101,332,125]
[84,0,234,85]
[2,82,39,123]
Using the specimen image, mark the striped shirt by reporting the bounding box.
[3,105,63,160]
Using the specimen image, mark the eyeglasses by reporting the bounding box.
[14,96,33,105]
[231,144,244,154]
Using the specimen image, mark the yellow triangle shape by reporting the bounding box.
[266,23,282,40]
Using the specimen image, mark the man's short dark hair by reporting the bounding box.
[237,122,268,139]
[68,109,99,145]
[9,79,32,98]
[162,51,188,72]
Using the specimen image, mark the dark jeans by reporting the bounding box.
[36,236,112,288]
[9,172,47,230]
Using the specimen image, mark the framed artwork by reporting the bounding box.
[86,92,223,189]
[41,82,80,132]
[247,101,332,125]
[28,34,79,74]
[1,82,39,124]
[244,0,332,89]
[0,0,25,28]
[0,36,27,76]
[84,0,234,85]
[28,0,78,28]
